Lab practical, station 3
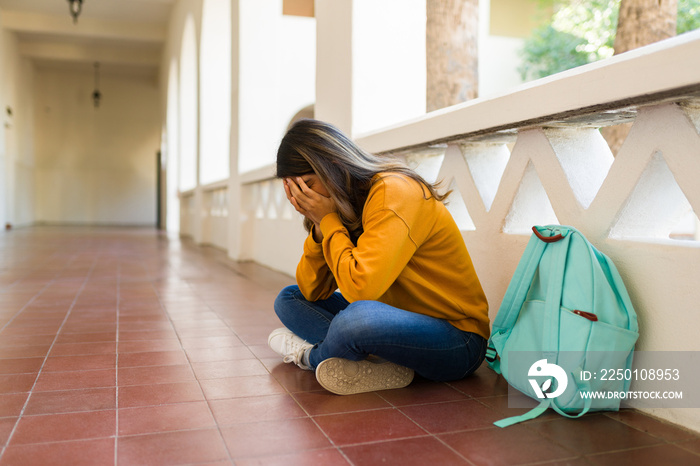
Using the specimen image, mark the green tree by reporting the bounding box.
[519,0,700,81]
[678,0,700,33]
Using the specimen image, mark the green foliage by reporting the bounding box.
[519,0,619,81]
[678,0,700,34]
[517,25,590,80]
[519,0,700,82]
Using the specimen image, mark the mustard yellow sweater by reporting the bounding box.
[296,173,490,339]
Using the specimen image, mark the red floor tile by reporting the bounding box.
[1,228,700,465]
[313,408,426,446]
[0,358,44,375]
[117,350,189,368]
[235,447,350,466]
[117,339,183,353]
[0,373,36,394]
[440,425,577,465]
[1,438,115,466]
[605,409,699,443]
[528,414,664,455]
[0,417,17,446]
[1,326,61,336]
[185,346,254,362]
[175,327,236,339]
[678,437,700,457]
[33,369,115,391]
[342,436,466,465]
[0,335,55,347]
[55,332,116,344]
[11,410,115,444]
[199,375,286,400]
[118,401,216,435]
[399,399,503,434]
[475,394,561,422]
[266,360,324,393]
[293,390,391,416]
[118,330,179,341]
[376,378,470,407]
[221,418,331,459]
[587,443,700,465]
[42,354,116,372]
[0,393,28,417]
[118,364,195,386]
[447,362,510,398]
[191,359,269,379]
[49,342,117,356]
[118,381,204,408]
[24,388,116,415]
[209,394,307,425]
[179,335,246,349]
[117,428,230,465]
[0,345,51,359]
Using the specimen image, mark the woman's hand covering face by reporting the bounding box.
[283,176,337,227]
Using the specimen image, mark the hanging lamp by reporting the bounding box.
[92,62,102,108]
[68,0,83,23]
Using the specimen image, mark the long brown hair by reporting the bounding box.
[276,119,449,243]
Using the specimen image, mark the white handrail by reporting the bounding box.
[356,30,700,154]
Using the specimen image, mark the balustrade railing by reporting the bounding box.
[179,30,700,430]
[182,30,700,348]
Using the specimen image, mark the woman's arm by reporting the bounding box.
[296,232,338,301]
[319,206,417,302]
[284,177,338,300]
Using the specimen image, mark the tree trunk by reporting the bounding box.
[615,0,678,54]
[601,0,678,154]
[426,0,479,112]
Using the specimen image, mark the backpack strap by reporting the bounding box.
[487,226,567,370]
[542,230,572,356]
[550,368,594,419]
[494,400,550,428]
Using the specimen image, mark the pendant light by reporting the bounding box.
[92,62,102,108]
[68,0,83,23]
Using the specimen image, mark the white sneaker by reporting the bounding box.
[267,327,314,370]
[315,356,414,395]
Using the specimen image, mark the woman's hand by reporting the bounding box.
[284,177,337,234]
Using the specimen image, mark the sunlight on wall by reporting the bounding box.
[200,0,231,186]
[352,0,425,135]
[238,2,315,174]
[166,59,180,232]
[179,15,198,191]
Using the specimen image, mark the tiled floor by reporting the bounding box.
[0,227,699,465]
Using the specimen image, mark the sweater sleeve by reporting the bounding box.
[296,228,338,301]
[319,206,417,303]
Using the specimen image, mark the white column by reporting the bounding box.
[228,0,285,259]
[227,0,243,260]
[315,0,426,137]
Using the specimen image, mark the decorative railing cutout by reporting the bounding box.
[504,161,559,234]
[611,152,698,242]
[461,143,510,212]
[444,178,476,231]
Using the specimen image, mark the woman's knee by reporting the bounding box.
[273,285,301,319]
[328,301,381,338]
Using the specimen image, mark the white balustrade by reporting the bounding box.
[179,30,700,431]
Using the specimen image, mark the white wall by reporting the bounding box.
[315,0,426,137]
[33,66,160,225]
[0,25,35,230]
[238,0,316,173]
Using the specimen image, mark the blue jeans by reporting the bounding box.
[273,285,487,381]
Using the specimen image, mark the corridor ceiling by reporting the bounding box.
[0,0,175,78]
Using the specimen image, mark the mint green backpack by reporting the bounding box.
[486,225,639,427]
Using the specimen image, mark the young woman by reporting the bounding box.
[268,119,490,395]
